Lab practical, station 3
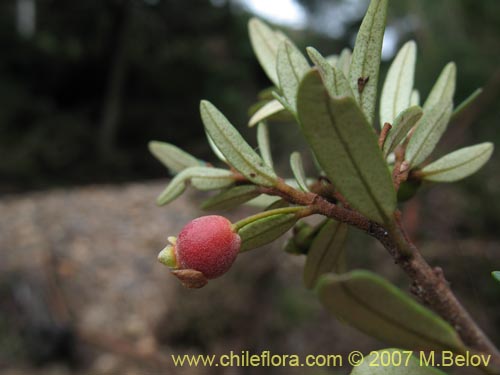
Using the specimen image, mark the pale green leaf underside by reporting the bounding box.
[383,106,423,157]
[206,132,227,162]
[201,185,260,211]
[248,18,289,86]
[277,42,310,111]
[380,40,417,126]
[290,151,310,192]
[245,194,282,208]
[297,70,396,224]
[157,166,234,205]
[337,48,352,77]
[200,100,277,186]
[316,270,465,352]
[148,141,202,174]
[239,213,298,252]
[423,62,456,111]
[421,142,493,182]
[257,122,274,167]
[350,0,388,124]
[307,47,353,98]
[410,89,420,106]
[248,99,285,127]
[350,349,447,375]
[303,219,348,289]
[406,101,453,167]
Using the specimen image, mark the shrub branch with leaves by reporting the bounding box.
[150,0,499,373]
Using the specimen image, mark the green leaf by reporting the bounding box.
[423,63,456,111]
[290,152,310,192]
[297,70,396,224]
[316,270,465,352]
[277,42,310,111]
[380,41,417,126]
[264,198,289,211]
[410,89,420,106]
[206,132,227,163]
[157,166,235,205]
[451,88,482,121]
[383,106,423,157]
[200,100,278,186]
[337,48,352,77]
[283,221,317,255]
[248,99,285,127]
[257,122,274,167]
[307,47,353,97]
[350,349,447,375]
[201,185,260,211]
[349,0,388,124]
[245,194,282,208]
[420,142,494,182]
[304,219,348,289]
[325,54,338,66]
[248,18,289,86]
[148,141,202,174]
[492,271,500,283]
[406,101,453,167]
[239,213,299,252]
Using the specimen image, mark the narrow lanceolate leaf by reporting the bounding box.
[350,349,447,375]
[206,132,227,163]
[337,48,352,77]
[383,106,423,157]
[307,47,353,97]
[157,166,235,205]
[257,122,274,167]
[451,88,482,121]
[248,99,285,127]
[303,220,348,289]
[410,89,420,106]
[423,63,456,111]
[200,100,278,186]
[201,185,260,211]
[277,42,310,111]
[349,0,388,124]
[190,169,237,190]
[380,41,417,126]
[248,18,289,86]
[148,141,202,173]
[297,70,396,224]
[406,101,453,167]
[239,213,299,252]
[245,194,282,208]
[316,270,465,352]
[421,142,493,182]
[290,152,310,192]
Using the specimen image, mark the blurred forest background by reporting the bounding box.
[1,0,499,194]
[1,0,500,374]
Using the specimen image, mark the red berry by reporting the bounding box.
[175,215,240,279]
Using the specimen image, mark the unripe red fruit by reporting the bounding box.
[175,215,241,279]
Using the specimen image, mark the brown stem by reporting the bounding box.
[260,182,500,371]
[378,122,392,149]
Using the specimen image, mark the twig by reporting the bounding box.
[258,181,500,371]
[378,122,392,149]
